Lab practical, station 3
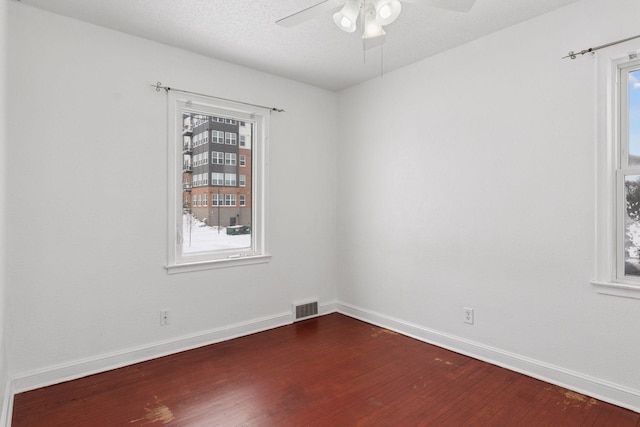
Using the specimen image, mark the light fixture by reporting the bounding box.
[277,0,477,52]
[374,0,401,26]
[362,3,386,50]
[333,0,402,50]
[333,0,360,33]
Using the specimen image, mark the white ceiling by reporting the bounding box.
[16,0,580,91]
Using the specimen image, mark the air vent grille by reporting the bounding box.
[294,301,319,321]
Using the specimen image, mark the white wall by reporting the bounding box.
[337,0,640,410]
[7,3,338,385]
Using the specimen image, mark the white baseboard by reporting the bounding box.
[9,299,338,397]
[0,380,12,427]
[4,299,637,427]
[336,301,640,414]
[10,311,293,396]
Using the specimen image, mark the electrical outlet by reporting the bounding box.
[463,307,474,325]
[160,310,170,326]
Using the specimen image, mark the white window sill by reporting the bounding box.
[166,254,271,274]
[591,281,640,300]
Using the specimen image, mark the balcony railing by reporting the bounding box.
[183,164,193,173]
[183,144,193,153]
[183,184,192,192]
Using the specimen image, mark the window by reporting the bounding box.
[225,132,237,145]
[225,173,237,186]
[593,49,640,298]
[618,62,640,279]
[239,155,246,167]
[225,152,237,166]
[239,174,246,187]
[211,172,224,186]
[212,151,224,165]
[168,92,269,272]
[212,130,224,144]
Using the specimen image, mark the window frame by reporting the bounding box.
[166,92,270,273]
[212,151,224,165]
[593,48,640,298]
[211,172,224,186]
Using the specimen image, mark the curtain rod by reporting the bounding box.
[563,34,640,59]
[152,82,285,113]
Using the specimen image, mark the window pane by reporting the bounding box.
[625,174,640,275]
[181,111,252,255]
[630,70,640,165]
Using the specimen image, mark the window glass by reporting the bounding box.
[629,70,640,165]
[617,61,640,282]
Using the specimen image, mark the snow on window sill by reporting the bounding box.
[166,254,271,274]
[591,281,640,300]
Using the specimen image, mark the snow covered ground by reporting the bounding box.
[182,215,250,253]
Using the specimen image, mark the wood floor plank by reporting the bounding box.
[12,314,639,426]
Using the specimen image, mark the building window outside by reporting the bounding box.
[212,130,224,144]
[225,173,237,186]
[212,151,224,164]
[225,152,237,166]
[225,132,237,145]
[168,92,269,272]
[212,172,224,186]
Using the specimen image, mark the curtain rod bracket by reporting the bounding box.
[154,82,170,92]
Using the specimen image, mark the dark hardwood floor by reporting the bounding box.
[12,313,640,426]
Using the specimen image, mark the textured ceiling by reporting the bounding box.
[16,0,580,91]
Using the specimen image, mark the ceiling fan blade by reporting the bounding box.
[402,0,476,12]
[276,0,344,27]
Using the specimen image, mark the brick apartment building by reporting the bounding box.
[182,113,252,229]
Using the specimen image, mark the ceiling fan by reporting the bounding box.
[276,0,476,50]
